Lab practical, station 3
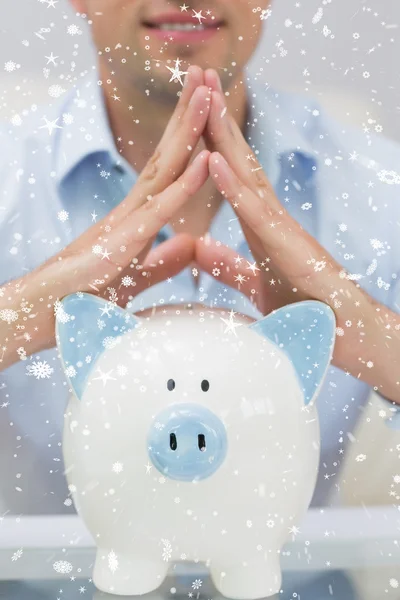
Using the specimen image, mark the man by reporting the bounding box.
[0,0,400,595]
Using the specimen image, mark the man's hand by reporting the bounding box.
[0,66,211,369]
[196,69,400,403]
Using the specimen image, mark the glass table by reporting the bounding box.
[1,506,399,599]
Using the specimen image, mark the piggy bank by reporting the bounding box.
[56,293,336,599]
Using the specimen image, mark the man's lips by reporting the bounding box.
[141,14,225,43]
[141,12,225,30]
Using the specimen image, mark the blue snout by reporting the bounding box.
[147,403,227,482]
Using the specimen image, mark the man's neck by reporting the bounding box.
[99,61,249,172]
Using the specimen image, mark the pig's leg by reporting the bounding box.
[209,556,282,600]
[93,548,169,595]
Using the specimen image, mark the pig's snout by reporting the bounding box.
[147,404,227,482]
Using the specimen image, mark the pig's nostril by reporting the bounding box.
[198,433,206,452]
[170,432,177,451]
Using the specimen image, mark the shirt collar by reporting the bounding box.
[245,78,318,180]
[54,74,128,185]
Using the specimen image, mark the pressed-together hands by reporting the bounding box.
[1,65,400,402]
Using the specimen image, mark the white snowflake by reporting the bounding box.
[4,61,19,72]
[377,170,400,185]
[54,299,71,323]
[108,550,119,573]
[67,24,82,36]
[26,360,54,379]
[117,364,128,376]
[161,539,172,562]
[301,202,312,211]
[377,276,390,291]
[366,259,377,276]
[65,365,76,378]
[64,497,72,507]
[53,560,73,574]
[62,113,74,125]
[212,267,220,277]
[390,578,399,589]
[11,548,23,561]
[0,309,18,324]
[11,114,22,126]
[102,336,120,350]
[322,25,332,37]
[112,462,124,474]
[370,238,384,251]
[57,210,69,222]
[192,579,203,590]
[48,84,66,98]
[260,8,272,20]
[314,260,326,272]
[92,244,103,255]
[312,7,323,24]
[121,275,134,287]
[355,454,367,462]
[97,319,106,330]
[266,519,275,528]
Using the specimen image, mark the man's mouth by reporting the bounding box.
[144,23,219,31]
[141,13,225,36]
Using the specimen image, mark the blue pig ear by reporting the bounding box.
[55,292,139,400]
[248,300,336,406]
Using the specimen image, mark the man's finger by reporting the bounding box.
[108,149,211,264]
[204,70,282,211]
[139,84,211,195]
[159,65,204,143]
[195,235,262,296]
[110,234,196,307]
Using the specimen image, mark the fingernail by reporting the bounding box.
[183,67,193,87]
[216,72,223,94]
[193,150,207,164]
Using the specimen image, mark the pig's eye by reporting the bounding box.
[167,379,175,391]
[201,379,210,392]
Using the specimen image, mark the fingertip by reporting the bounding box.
[209,151,223,166]
[174,232,196,248]
[194,149,211,165]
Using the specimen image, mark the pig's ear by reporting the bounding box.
[248,300,336,406]
[55,292,140,400]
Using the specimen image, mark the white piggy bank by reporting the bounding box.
[57,294,336,599]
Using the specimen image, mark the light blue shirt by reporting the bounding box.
[1,70,400,515]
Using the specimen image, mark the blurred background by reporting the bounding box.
[0,0,399,139]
